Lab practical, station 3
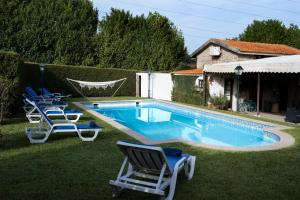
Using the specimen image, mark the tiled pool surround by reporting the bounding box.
[74,100,295,151]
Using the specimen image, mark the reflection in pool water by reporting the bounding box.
[91,101,278,147]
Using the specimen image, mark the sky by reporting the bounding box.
[92,0,300,54]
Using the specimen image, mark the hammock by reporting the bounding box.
[66,78,127,97]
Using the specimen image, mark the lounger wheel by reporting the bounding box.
[111,186,123,198]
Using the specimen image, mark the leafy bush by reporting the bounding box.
[97,9,187,71]
[0,0,98,65]
[172,75,204,105]
[0,51,22,123]
[209,94,229,110]
[21,63,137,97]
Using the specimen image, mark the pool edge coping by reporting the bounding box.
[73,100,295,152]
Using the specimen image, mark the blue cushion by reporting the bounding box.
[26,86,38,97]
[45,109,81,115]
[46,110,80,115]
[46,110,63,115]
[166,153,189,171]
[64,109,81,114]
[76,122,102,129]
[163,147,182,157]
[38,102,67,107]
[53,122,102,131]
[53,125,76,130]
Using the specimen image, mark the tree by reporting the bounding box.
[0,0,98,65]
[238,20,287,44]
[238,19,300,49]
[286,24,300,49]
[96,9,187,71]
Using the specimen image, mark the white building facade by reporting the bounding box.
[136,72,173,101]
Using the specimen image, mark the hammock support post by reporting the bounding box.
[112,78,126,97]
[67,78,87,98]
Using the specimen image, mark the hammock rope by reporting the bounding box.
[66,78,127,98]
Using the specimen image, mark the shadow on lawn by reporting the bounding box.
[1,120,300,200]
[1,116,27,126]
[0,131,31,150]
[1,132,300,200]
[0,129,167,200]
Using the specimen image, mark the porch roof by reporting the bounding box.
[172,68,203,75]
[204,55,300,73]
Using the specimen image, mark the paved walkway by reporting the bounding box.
[246,112,285,122]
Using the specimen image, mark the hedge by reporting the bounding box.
[171,75,204,105]
[0,51,22,123]
[21,63,137,97]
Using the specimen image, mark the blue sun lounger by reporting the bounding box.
[25,99,102,144]
[25,98,82,123]
[109,141,196,200]
[38,87,71,99]
[23,94,68,115]
[25,86,63,103]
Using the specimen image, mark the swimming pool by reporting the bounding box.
[77,100,294,151]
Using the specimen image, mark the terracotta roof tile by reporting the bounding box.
[173,68,203,75]
[219,39,300,55]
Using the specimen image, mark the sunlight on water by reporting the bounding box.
[89,101,278,147]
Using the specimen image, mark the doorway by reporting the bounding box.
[138,75,141,97]
[224,78,233,107]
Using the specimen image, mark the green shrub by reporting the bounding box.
[172,75,204,105]
[0,51,22,123]
[209,94,229,110]
[21,63,137,97]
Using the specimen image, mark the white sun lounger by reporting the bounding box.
[25,100,102,144]
[22,94,68,114]
[25,98,82,123]
[109,141,196,200]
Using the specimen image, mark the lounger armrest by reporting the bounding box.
[43,94,56,98]
[52,123,77,129]
[44,96,59,101]
[51,120,73,124]
[173,157,187,171]
[33,96,45,100]
[44,109,64,115]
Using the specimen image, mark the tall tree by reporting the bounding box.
[238,20,287,44]
[96,9,187,71]
[0,0,98,65]
[285,24,300,49]
[238,19,300,49]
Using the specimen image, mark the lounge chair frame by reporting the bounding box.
[24,99,101,143]
[23,98,70,123]
[25,105,81,123]
[109,141,196,200]
[39,87,71,99]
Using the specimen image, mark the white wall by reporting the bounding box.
[208,74,238,111]
[208,75,224,96]
[136,72,173,101]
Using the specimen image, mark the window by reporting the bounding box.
[198,79,203,89]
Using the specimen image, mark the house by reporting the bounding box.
[136,39,300,114]
[190,38,300,114]
[204,55,300,114]
[191,39,300,69]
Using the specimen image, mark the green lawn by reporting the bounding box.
[0,97,300,200]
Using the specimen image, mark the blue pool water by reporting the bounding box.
[88,101,279,147]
